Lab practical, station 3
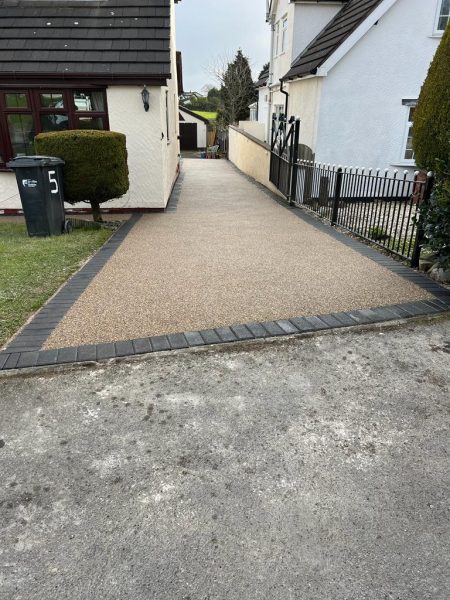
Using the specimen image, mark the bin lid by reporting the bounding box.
[6,155,65,168]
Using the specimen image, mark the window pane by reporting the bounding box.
[40,92,64,108]
[438,15,449,30]
[404,125,414,160]
[7,114,35,156]
[78,117,104,130]
[73,91,105,112]
[40,113,69,132]
[5,92,28,108]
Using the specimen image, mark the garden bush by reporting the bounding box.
[412,24,450,268]
[35,130,129,222]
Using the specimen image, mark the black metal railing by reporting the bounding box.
[269,116,434,266]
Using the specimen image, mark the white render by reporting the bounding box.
[179,107,208,148]
[265,0,444,173]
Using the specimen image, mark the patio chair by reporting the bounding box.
[206,144,219,159]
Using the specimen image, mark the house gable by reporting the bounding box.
[284,0,396,80]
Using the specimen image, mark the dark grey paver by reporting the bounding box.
[199,329,221,345]
[57,347,78,364]
[167,333,188,350]
[215,327,238,343]
[4,353,20,369]
[246,322,269,338]
[184,331,205,347]
[230,324,254,340]
[115,341,135,357]
[317,314,346,328]
[289,317,314,332]
[261,321,285,336]
[276,319,300,334]
[331,312,360,327]
[96,343,116,360]
[77,345,98,362]
[36,349,59,366]
[303,316,329,331]
[0,353,10,369]
[16,352,40,369]
[151,335,171,352]
[132,338,153,355]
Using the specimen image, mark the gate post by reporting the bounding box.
[331,167,343,225]
[289,118,301,206]
[411,171,434,268]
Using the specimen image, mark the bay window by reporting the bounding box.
[0,88,109,168]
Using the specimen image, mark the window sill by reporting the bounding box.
[430,31,444,38]
[390,161,417,168]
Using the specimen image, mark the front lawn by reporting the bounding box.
[0,222,113,347]
[192,111,217,121]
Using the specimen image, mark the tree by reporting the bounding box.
[258,62,270,81]
[412,24,450,173]
[35,130,129,223]
[412,24,450,269]
[213,49,257,126]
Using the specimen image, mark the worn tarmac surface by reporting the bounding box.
[1,318,450,599]
[44,159,430,348]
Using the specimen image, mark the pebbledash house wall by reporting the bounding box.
[287,0,441,173]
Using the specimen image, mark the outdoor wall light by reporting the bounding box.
[141,85,149,112]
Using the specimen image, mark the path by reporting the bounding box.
[1,319,449,598]
[42,159,430,349]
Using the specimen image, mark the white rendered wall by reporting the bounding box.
[107,85,165,208]
[292,2,343,59]
[315,0,441,172]
[288,76,323,153]
[179,109,207,148]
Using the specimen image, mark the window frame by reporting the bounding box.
[281,15,288,53]
[433,0,450,35]
[400,99,417,166]
[0,87,109,169]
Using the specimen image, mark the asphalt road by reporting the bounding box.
[1,318,449,599]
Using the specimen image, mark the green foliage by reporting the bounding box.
[181,88,221,112]
[219,49,257,126]
[0,222,112,345]
[419,173,450,269]
[368,226,390,241]
[412,24,450,173]
[35,130,129,215]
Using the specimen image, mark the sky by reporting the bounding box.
[176,0,270,93]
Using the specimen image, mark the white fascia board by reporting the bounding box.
[318,0,399,75]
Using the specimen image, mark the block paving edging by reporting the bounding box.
[0,166,449,371]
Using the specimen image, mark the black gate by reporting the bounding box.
[269,114,300,202]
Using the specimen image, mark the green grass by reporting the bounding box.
[192,111,218,121]
[0,223,113,347]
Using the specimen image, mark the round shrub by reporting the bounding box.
[35,130,129,221]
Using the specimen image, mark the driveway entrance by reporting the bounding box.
[39,158,432,350]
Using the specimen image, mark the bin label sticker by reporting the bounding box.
[48,170,59,194]
[22,179,37,188]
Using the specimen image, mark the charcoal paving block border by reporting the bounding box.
[1,168,449,372]
[2,215,141,355]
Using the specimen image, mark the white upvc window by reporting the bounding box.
[401,100,417,163]
[273,21,279,58]
[434,0,450,34]
[281,16,288,53]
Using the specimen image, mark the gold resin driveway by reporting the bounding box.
[40,159,434,350]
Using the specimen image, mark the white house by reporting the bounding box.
[179,106,209,150]
[265,0,448,171]
[0,0,182,213]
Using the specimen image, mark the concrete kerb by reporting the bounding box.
[1,163,449,372]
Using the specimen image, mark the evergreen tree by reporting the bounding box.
[218,49,257,126]
[412,24,450,172]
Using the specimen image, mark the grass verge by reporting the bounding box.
[0,223,113,347]
[192,111,217,121]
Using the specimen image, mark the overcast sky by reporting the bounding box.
[176,0,270,92]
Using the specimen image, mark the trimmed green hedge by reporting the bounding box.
[35,130,129,220]
[412,24,450,173]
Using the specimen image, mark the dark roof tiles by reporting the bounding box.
[0,0,172,80]
[284,0,384,80]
